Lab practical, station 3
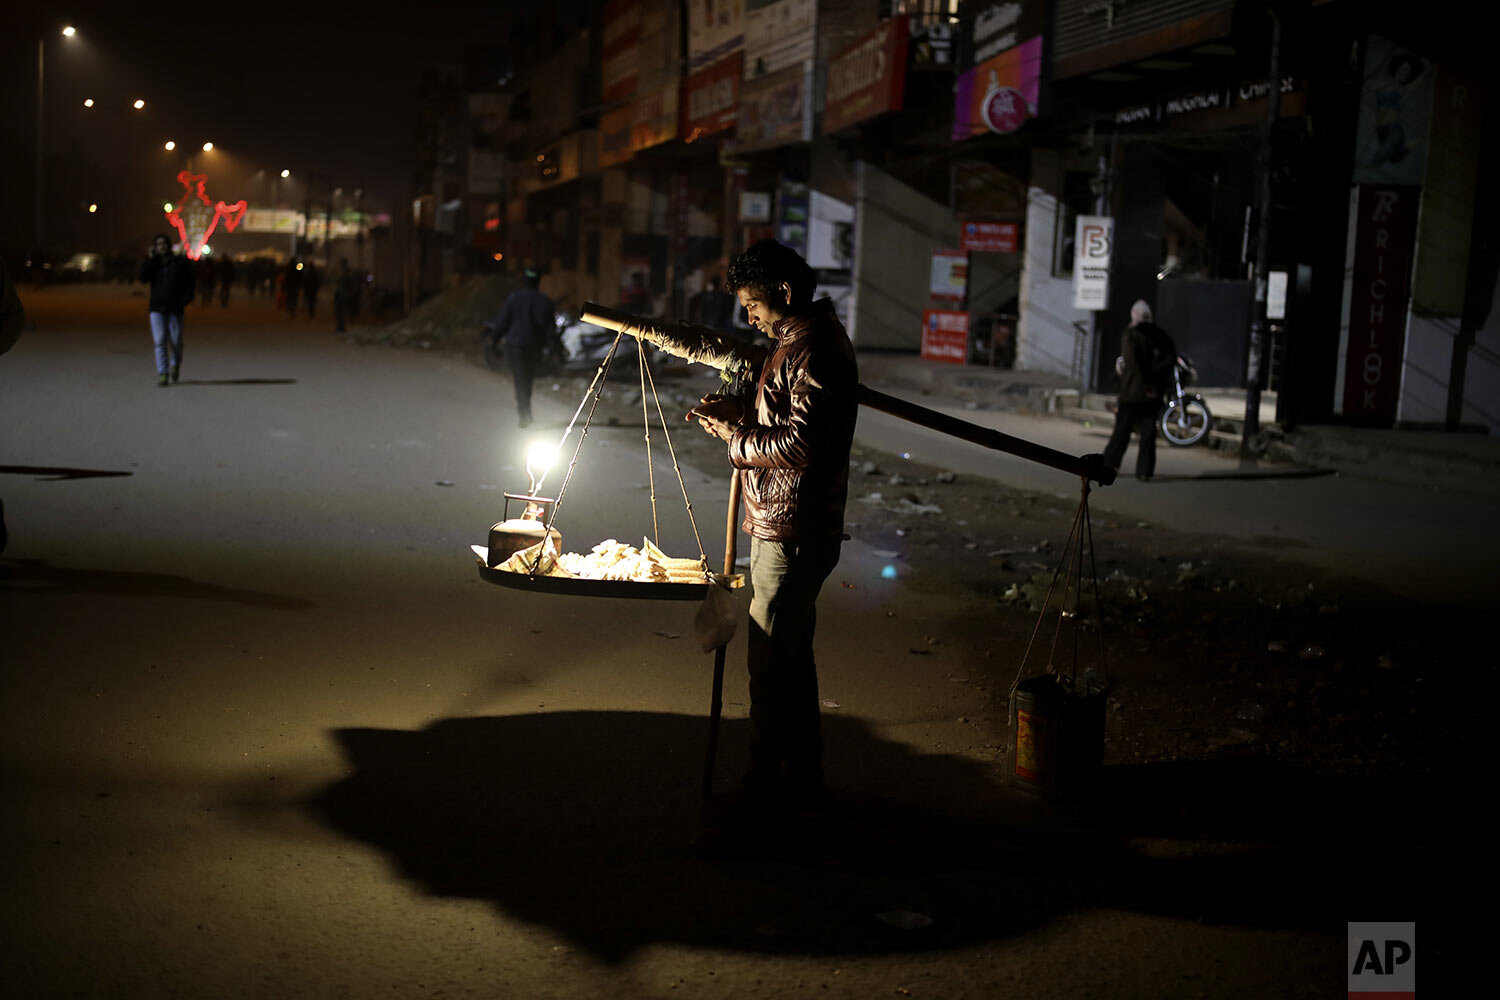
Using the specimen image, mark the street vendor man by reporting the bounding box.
[624,239,859,817]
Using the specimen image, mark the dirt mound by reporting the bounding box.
[353,274,519,352]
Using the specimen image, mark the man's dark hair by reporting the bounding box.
[522,267,541,287]
[726,239,815,309]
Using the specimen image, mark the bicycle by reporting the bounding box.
[1159,355,1212,447]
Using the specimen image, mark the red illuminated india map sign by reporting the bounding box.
[164,171,247,261]
[922,309,968,365]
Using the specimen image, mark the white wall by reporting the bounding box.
[1462,280,1500,433]
[1018,186,1092,381]
[1396,314,1460,425]
[849,161,958,350]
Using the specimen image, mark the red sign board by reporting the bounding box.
[823,17,909,135]
[921,309,968,365]
[680,51,742,140]
[1343,184,1420,424]
[960,220,1017,253]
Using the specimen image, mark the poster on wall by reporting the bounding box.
[929,249,968,301]
[736,62,811,152]
[777,178,809,257]
[921,309,969,364]
[1352,35,1435,187]
[1071,215,1112,310]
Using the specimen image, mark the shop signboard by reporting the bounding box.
[681,51,742,140]
[822,18,909,135]
[1071,214,1112,310]
[602,0,642,103]
[631,81,679,152]
[960,220,1018,252]
[688,0,745,72]
[922,309,969,364]
[929,248,968,301]
[736,62,811,152]
[953,1,1043,139]
[1343,184,1420,424]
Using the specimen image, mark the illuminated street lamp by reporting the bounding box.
[280,169,290,178]
[36,23,81,251]
[87,203,97,213]
[164,140,175,151]
[202,141,213,152]
[82,98,93,107]
[163,202,173,212]
[133,99,145,110]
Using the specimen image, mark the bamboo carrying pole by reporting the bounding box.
[578,301,1117,487]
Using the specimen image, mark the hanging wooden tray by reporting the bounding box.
[471,546,743,602]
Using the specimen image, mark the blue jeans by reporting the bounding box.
[149,311,183,374]
[746,535,842,790]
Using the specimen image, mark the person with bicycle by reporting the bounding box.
[1103,299,1177,482]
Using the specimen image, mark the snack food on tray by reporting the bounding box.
[498,536,708,583]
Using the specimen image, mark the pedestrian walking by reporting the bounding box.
[303,262,321,319]
[487,267,556,428]
[1102,299,1178,481]
[217,256,235,307]
[333,258,357,332]
[284,259,302,317]
[137,234,196,386]
[197,256,216,307]
[626,238,860,836]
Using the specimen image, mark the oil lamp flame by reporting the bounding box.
[525,440,557,494]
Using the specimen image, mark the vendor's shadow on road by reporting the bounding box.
[301,710,1396,962]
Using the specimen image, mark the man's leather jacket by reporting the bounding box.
[628,298,858,542]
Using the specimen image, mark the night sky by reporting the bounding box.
[1,2,513,258]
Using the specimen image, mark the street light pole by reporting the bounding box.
[1241,8,1282,456]
[36,37,45,252]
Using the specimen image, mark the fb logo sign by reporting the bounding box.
[1348,922,1414,998]
[1080,224,1111,260]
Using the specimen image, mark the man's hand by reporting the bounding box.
[688,394,741,442]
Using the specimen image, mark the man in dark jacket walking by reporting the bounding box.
[138,234,196,386]
[624,239,859,821]
[1103,299,1177,481]
[488,268,556,427]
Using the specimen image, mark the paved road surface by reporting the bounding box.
[1,286,1451,997]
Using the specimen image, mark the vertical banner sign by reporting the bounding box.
[1071,215,1112,310]
[1344,185,1420,423]
[929,248,968,301]
[921,309,969,364]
